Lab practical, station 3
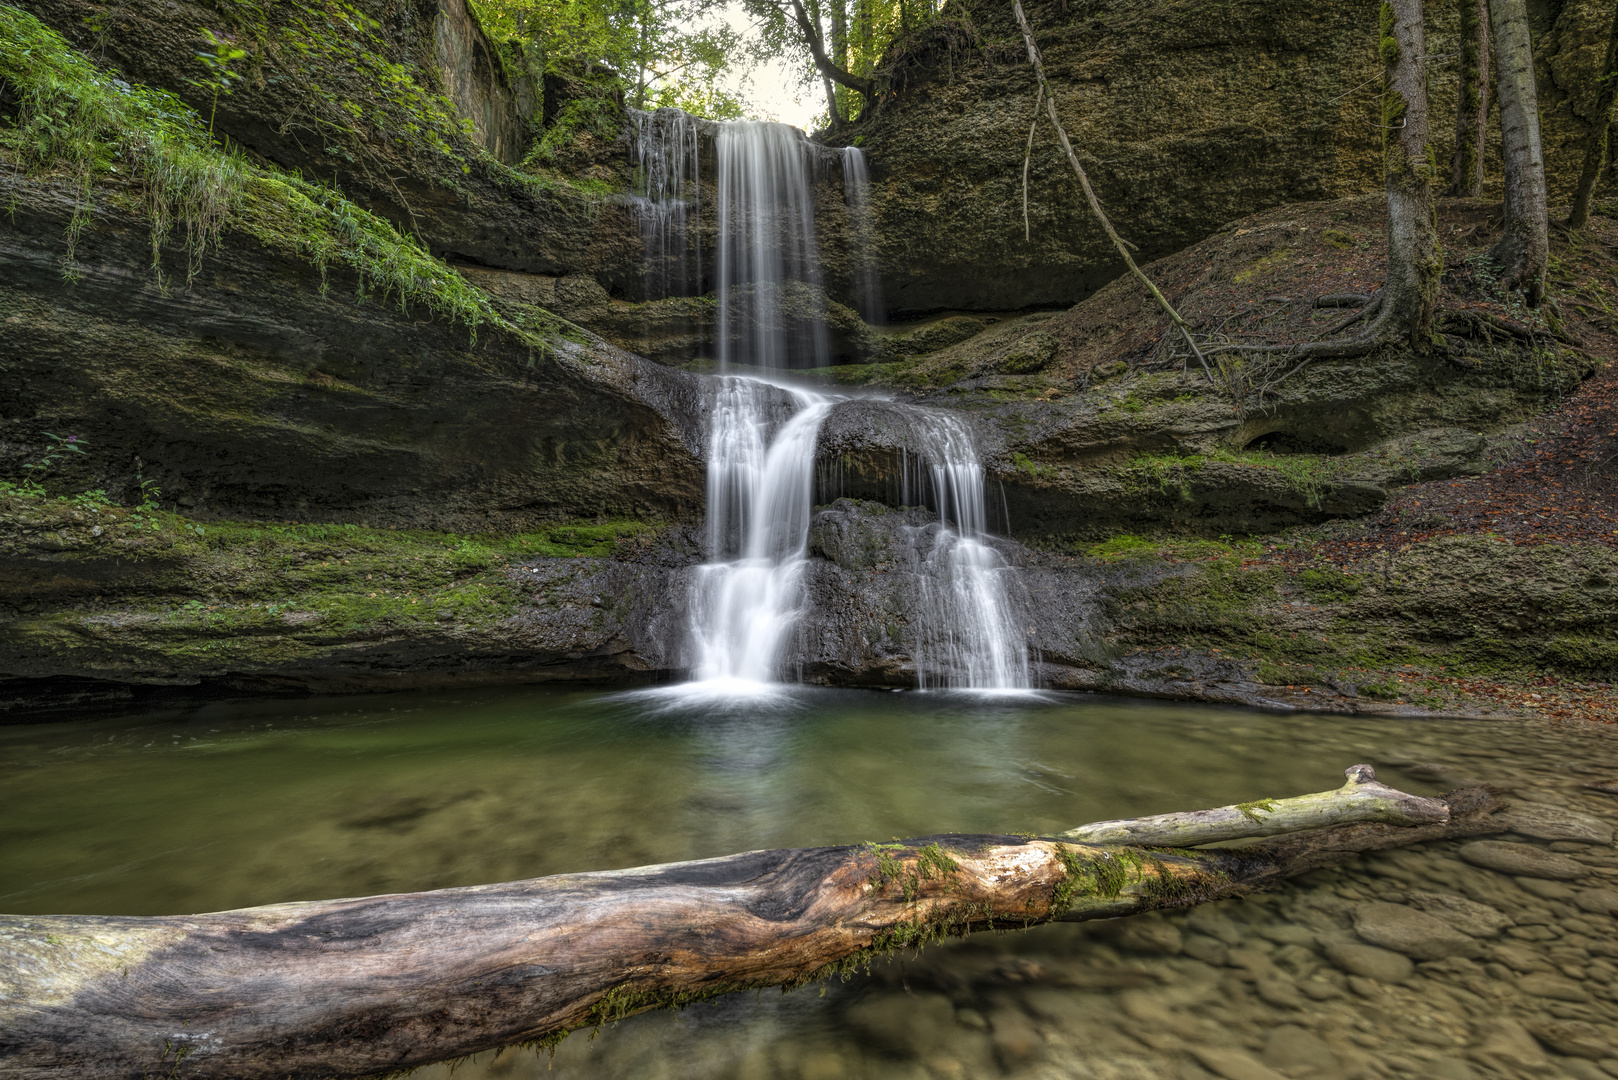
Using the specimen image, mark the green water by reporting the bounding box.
[4,687,1617,1079]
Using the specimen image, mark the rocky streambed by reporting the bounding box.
[377,694,1617,1080]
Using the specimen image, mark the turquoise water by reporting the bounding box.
[4,687,1616,1079]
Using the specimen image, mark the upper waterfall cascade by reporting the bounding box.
[629,110,1030,691]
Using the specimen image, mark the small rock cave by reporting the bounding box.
[1244,430,1349,456]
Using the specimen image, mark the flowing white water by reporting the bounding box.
[627,114,1028,691]
[902,414,1031,690]
[716,122,830,371]
[688,379,831,687]
[683,121,834,690]
[629,108,703,301]
[840,146,884,326]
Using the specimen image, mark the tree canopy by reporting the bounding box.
[474,0,945,125]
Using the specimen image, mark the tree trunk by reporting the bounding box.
[822,73,842,128]
[0,768,1506,1080]
[1379,0,1442,348]
[830,0,848,71]
[1488,0,1549,303]
[1449,0,1491,196]
[788,0,873,104]
[1569,0,1618,230]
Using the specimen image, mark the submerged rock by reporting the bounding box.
[1323,941,1414,982]
[1351,902,1483,960]
[1403,891,1514,938]
[1458,841,1593,881]
[1496,802,1615,844]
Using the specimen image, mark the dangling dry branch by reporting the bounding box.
[0,766,1507,1080]
[1009,1,1215,384]
[1022,81,1043,242]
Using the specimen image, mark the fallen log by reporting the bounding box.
[0,767,1506,1080]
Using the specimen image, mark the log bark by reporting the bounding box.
[1488,0,1549,303]
[1569,0,1618,231]
[1063,762,1448,846]
[1449,0,1491,197]
[0,768,1507,1080]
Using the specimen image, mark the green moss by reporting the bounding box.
[1297,566,1363,602]
[1085,534,1158,560]
[1010,451,1055,479]
[1049,847,1127,917]
[915,843,960,882]
[0,489,664,663]
[0,5,246,280]
[1234,798,1278,823]
[0,8,573,354]
[864,842,906,890]
[1532,635,1618,675]
[1232,251,1293,285]
[1134,853,1226,908]
[587,979,754,1031]
[812,361,902,386]
[1122,448,1343,509]
[863,841,961,903]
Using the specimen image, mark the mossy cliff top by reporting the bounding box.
[9,0,640,280]
[0,5,706,530]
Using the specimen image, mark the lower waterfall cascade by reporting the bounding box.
[628,111,1031,692]
[902,413,1031,691]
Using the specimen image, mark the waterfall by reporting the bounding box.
[628,113,1028,692]
[840,147,884,326]
[689,380,830,686]
[901,414,1030,690]
[682,120,834,689]
[629,108,703,300]
[716,122,830,371]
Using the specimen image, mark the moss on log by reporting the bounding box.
[0,768,1507,1080]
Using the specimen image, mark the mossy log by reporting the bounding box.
[0,768,1505,1080]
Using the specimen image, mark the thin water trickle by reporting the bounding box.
[629,108,703,301]
[841,146,884,326]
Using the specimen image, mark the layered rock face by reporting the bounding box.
[0,179,706,531]
[842,0,1615,315]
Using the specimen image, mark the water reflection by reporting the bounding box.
[3,687,1615,1079]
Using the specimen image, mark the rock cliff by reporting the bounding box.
[840,0,1615,314]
